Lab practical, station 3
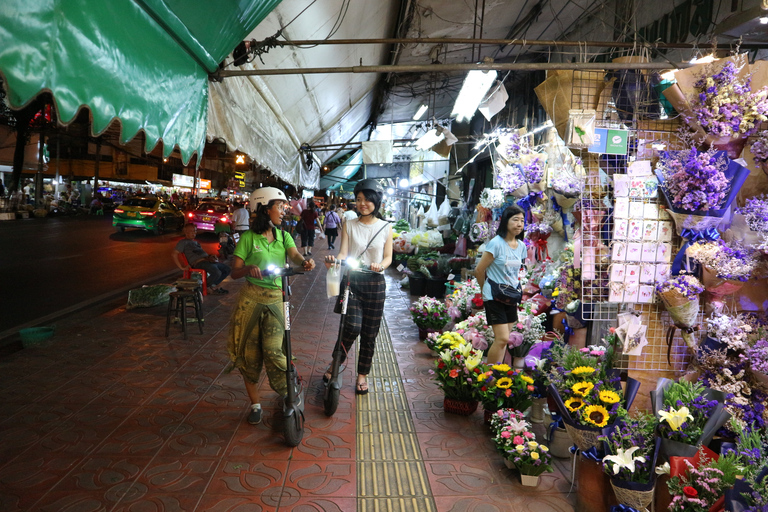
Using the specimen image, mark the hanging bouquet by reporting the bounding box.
[409,296,450,330]
[432,341,483,401]
[553,263,581,312]
[601,414,661,511]
[735,194,768,251]
[690,60,768,139]
[651,379,730,458]
[655,274,704,352]
[520,154,548,192]
[656,148,729,213]
[479,188,506,209]
[454,311,495,351]
[525,222,553,262]
[507,301,547,359]
[446,278,481,321]
[496,163,528,197]
[469,222,492,243]
[748,332,768,386]
[686,240,760,282]
[498,131,531,162]
[475,363,535,412]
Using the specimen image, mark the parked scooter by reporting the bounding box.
[218,231,237,260]
[261,262,305,446]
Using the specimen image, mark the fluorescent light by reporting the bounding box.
[413,104,428,121]
[415,129,445,150]
[452,70,498,122]
[760,16,768,24]
[398,178,409,188]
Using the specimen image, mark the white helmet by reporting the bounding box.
[249,187,287,212]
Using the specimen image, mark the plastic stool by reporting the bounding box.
[165,290,204,339]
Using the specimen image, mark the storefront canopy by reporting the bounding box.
[0,0,281,165]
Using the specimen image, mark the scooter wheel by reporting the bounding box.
[323,387,340,417]
[284,411,304,447]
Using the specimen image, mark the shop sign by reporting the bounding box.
[199,179,211,190]
[172,173,194,187]
[589,128,628,156]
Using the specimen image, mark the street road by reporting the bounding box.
[0,215,221,336]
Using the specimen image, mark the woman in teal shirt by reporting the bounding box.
[228,187,315,426]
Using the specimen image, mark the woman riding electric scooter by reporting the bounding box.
[227,187,315,433]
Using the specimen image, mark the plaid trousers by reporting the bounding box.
[334,271,386,375]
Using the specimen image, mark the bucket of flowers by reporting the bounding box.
[506,300,548,368]
[424,331,465,354]
[475,363,535,423]
[432,340,483,416]
[651,378,731,460]
[655,274,704,353]
[453,310,495,352]
[446,278,481,322]
[546,336,640,452]
[600,414,661,511]
[409,296,450,340]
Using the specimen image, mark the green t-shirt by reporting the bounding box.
[234,229,296,289]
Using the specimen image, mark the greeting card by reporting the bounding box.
[628,219,643,240]
[640,263,656,284]
[614,174,630,197]
[609,282,625,303]
[614,218,629,240]
[643,203,659,220]
[655,264,671,282]
[643,178,658,198]
[624,324,648,356]
[656,242,672,262]
[626,242,643,262]
[641,243,657,262]
[658,221,673,242]
[623,283,640,303]
[610,263,626,282]
[615,197,629,218]
[612,241,627,262]
[629,178,644,198]
[643,220,658,241]
[625,264,640,285]
[638,285,655,304]
[583,247,596,280]
[629,201,645,219]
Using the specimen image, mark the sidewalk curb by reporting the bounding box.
[0,269,180,347]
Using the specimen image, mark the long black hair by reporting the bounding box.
[496,205,525,240]
[251,199,284,234]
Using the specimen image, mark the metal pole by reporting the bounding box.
[259,37,766,50]
[216,60,689,78]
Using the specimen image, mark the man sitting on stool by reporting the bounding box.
[173,224,231,295]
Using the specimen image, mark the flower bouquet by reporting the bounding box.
[686,240,759,314]
[525,222,553,262]
[551,159,583,210]
[520,153,548,193]
[454,310,495,352]
[749,130,768,175]
[446,278,481,322]
[748,335,768,387]
[507,301,547,364]
[433,340,483,415]
[490,408,534,457]
[475,363,535,414]
[546,339,640,452]
[651,379,730,460]
[667,453,736,512]
[496,162,529,198]
[655,275,704,352]
[479,188,506,209]
[510,440,553,485]
[734,194,768,251]
[410,296,450,340]
[601,414,661,511]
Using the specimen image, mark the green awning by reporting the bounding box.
[0,0,280,165]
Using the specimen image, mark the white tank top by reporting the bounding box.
[346,218,390,270]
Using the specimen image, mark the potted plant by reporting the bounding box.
[432,340,483,415]
[475,363,535,422]
[409,296,450,340]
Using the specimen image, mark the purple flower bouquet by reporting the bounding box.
[655,275,704,351]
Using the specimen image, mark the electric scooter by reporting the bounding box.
[262,261,305,446]
[323,258,367,416]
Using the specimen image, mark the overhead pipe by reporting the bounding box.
[217,60,690,78]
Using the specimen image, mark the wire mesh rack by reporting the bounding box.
[564,67,698,372]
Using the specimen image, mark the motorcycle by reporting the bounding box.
[218,231,238,260]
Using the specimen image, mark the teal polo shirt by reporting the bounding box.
[234,229,296,289]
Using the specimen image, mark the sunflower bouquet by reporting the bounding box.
[475,363,535,412]
[432,341,484,401]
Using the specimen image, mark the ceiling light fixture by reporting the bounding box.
[412,104,428,121]
[452,70,498,122]
[760,16,768,24]
[398,178,410,188]
[415,129,445,151]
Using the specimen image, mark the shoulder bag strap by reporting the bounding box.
[355,221,390,259]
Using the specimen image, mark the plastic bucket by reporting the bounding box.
[19,326,55,348]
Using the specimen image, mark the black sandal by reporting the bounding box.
[355,379,369,395]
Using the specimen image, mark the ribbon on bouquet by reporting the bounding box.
[561,317,574,343]
[534,237,550,261]
[610,506,640,512]
[670,227,720,276]
[548,413,565,443]
[516,191,544,212]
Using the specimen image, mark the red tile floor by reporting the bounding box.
[0,243,576,511]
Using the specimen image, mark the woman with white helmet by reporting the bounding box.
[323,179,393,395]
[228,187,315,425]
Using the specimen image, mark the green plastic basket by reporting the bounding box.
[19,326,55,348]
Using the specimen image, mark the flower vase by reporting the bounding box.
[709,134,747,160]
[512,357,526,369]
[520,474,540,487]
[530,397,547,424]
[701,266,744,315]
[418,327,438,341]
[443,397,478,416]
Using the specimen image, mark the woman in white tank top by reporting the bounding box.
[323,180,393,395]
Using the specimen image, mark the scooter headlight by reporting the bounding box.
[345,257,359,269]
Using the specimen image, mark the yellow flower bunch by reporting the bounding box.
[599,389,620,404]
[571,381,595,397]
[571,366,596,376]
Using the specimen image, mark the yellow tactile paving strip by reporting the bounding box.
[356,319,437,511]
